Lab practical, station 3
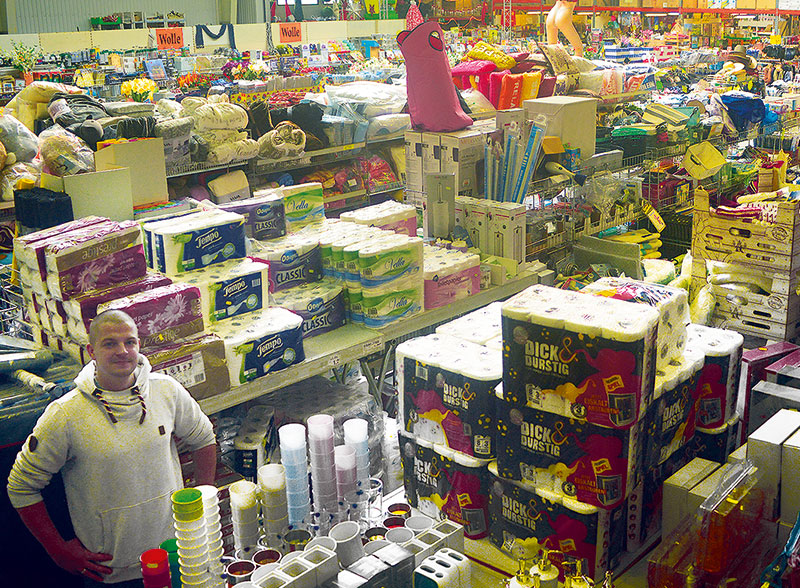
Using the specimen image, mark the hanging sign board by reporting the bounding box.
[156,27,184,50]
[279,22,302,43]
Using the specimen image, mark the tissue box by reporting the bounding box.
[487,462,625,583]
[398,333,501,458]
[501,285,658,429]
[523,96,597,158]
[495,394,643,509]
[146,334,230,401]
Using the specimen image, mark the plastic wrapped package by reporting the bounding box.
[257,121,306,159]
[38,126,94,176]
[179,96,208,117]
[5,81,84,130]
[154,117,194,139]
[460,89,496,115]
[366,113,411,139]
[358,154,398,192]
[156,99,183,118]
[192,102,249,131]
[0,114,39,162]
[325,81,407,118]
[0,161,41,201]
[206,138,259,164]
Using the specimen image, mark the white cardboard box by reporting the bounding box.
[404,131,423,193]
[781,429,800,526]
[663,458,721,539]
[421,132,441,193]
[465,197,490,252]
[488,201,526,262]
[728,443,748,464]
[439,129,485,198]
[747,408,800,520]
[523,96,597,159]
[688,462,738,520]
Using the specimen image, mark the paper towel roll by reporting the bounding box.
[686,324,743,429]
[150,209,246,275]
[502,285,659,429]
[581,277,689,369]
[209,307,304,387]
[272,279,346,339]
[255,234,322,293]
[173,257,269,325]
[99,283,204,349]
[219,189,286,241]
[281,182,325,232]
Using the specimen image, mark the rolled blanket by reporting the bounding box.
[154,117,194,139]
[116,116,157,139]
[257,121,305,160]
[103,101,156,117]
[207,138,259,164]
[193,103,249,131]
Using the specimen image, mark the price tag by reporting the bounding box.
[155,352,206,389]
[329,354,342,368]
[362,339,383,355]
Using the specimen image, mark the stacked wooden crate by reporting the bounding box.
[691,188,800,340]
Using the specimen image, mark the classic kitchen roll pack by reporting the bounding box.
[209,307,304,387]
[502,285,659,429]
[581,277,690,370]
[436,302,503,346]
[271,279,346,338]
[685,324,744,429]
[397,332,501,459]
[219,189,286,241]
[252,233,322,293]
[173,257,269,325]
[148,209,247,275]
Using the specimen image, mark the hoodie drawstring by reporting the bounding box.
[92,386,147,425]
[131,385,147,424]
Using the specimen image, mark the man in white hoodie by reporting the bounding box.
[7,310,217,587]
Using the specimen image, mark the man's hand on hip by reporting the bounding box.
[50,537,113,581]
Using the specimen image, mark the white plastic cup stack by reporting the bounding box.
[343,418,370,488]
[229,480,260,552]
[279,423,310,525]
[171,488,210,588]
[196,485,225,588]
[308,414,338,513]
[258,463,289,542]
[335,445,358,500]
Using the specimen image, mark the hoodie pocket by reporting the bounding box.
[99,490,174,571]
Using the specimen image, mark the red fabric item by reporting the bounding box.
[406,1,424,29]
[538,75,556,97]
[489,71,508,107]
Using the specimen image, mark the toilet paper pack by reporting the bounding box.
[581,277,690,369]
[219,189,286,241]
[43,221,147,300]
[145,334,230,401]
[209,307,304,387]
[254,234,322,293]
[173,257,269,324]
[271,280,346,339]
[281,182,325,232]
[358,236,423,289]
[14,215,107,278]
[400,433,491,540]
[151,210,246,275]
[502,285,659,430]
[342,233,401,285]
[141,210,204,268]
[99,282,204,349]
[325,227,386,279]
[423,250,481,310]
[361,282,423,329]
[693,414,740,463]
[436,302,503,346]
[340,200,417,237]
[488,462,626,583]
[495,392,643,510]
[398,333,501,458]
[686,324,744,429]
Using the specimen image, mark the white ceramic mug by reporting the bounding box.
[329,520,364,567]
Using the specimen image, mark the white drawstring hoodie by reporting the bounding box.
[7,355,215,583]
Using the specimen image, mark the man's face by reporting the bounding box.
[87,321,140,388]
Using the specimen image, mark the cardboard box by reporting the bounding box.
[145,334,230,401]
[488,463,625,583]
[94,138,168,207]
[781,428,800,526]
[687,462,738,517]
[662,458,721,539]
[759,0,776,8]
[747,409,800,520]
[737,0,756,7]
[439,129,486,199]
[465,197,490,252]
[495,395,643,510]
[765,350,800,387]
[739,342,799,438]
[404,130,424,193]
[750,381,800,436]
[496,109,525,133]
[728,443,748,464]
[421,132,441,193]
[488,201,525,262]
[523,97,597,160]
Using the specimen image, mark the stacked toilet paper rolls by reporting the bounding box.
[422,246,481,310]
[435,302,503,346]
[502,285,659,428]
[271,279,346,339]
[397,332,501,459]
[339,200,417,237]
[282,182,325,233]
[209,307,304,387]
[173,257,269,325]
[581,277,690,370]
[147,209,246,275]
[253,233,322,293]
[358,235,423,289]
[323,226,386,279]
[361,282,423,329]
[98,282,205,349]
[141,209,202,268]
[685,324,744,429]
[219,188,286,241]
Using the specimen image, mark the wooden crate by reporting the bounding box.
[711,310,800,341]
[692,189,800,273]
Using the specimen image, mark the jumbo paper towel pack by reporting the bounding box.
[209,307,304,387]
[686,324,744,429]
[272,280,346,338]
[173,257,269,324]
[219,189,286,241]
[581,277,690,369]
[502,285,658,429]
[150,210,246,275]
[43,220,147,300]
[436,302,503,346]
[495,389,643,509]
[99,282,204,349]
[487,462,625,582]
[254,234,322,292]
[423,249,481,310]
[281,182,325,232]
[399,432,491,540]
[398,333,501,458]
